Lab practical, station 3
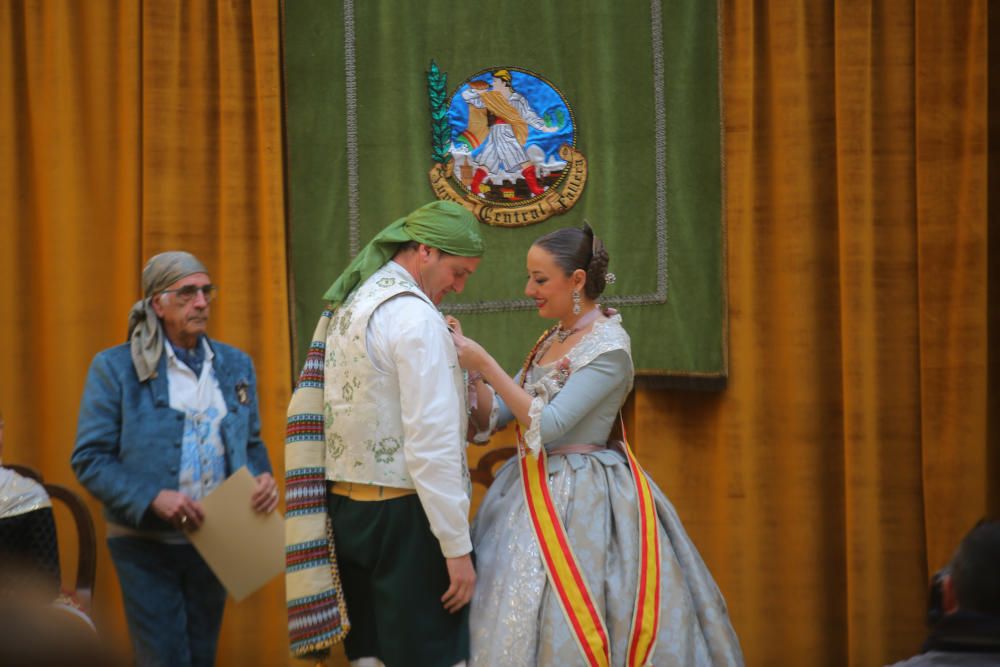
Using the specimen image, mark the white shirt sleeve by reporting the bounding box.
[369,295,472,558]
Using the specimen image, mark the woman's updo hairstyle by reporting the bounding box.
[532,223,611,300]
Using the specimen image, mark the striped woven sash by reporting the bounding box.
[516,328,661,667]
[284,310,350,658]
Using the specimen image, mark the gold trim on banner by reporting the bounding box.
[429,145,588,227]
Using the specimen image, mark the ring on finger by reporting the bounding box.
[180,515,189,525]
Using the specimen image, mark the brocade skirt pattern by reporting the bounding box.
[469,449,744,667]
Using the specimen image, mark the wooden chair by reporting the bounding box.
[469,446,517,489]
[6,464,97,612]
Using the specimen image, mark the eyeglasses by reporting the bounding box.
[159,284,218,304]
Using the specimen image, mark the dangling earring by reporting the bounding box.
[572,289,582,315]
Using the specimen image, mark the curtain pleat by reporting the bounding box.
[0,1,142,649]
[0,0,289,663]
[833,4,927,664]
[914,0,991,571]
[628,2,990,665]
[0,1,991,666]
[139,2,289,663]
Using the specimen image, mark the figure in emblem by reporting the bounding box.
[429,64,586,222]
[460,69,560,198]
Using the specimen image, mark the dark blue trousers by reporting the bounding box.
[107,537,226,667]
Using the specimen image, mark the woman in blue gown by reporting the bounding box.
[450,225,744,667]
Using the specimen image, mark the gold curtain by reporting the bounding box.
[0,1,993,667]
[0,1,290,664]
[628,1,992,665]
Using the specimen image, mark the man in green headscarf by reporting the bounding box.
[322,199,487,308]
[285,201,486,667]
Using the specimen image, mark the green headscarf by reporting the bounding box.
[322,200,485,308]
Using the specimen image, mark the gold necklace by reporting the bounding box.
[554,307,600,343]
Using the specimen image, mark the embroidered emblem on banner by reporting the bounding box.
[427,62,587,227]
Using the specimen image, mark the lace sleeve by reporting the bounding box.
[523,395,546,456]
[470,384,501,444]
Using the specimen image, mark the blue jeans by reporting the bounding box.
[107,537,227,667]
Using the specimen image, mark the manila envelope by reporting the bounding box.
[187,466,284,602]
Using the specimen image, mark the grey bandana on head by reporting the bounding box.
[127,251,209,382]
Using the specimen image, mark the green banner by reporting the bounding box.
[284,0,725,385]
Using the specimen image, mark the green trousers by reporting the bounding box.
[328,492,470,667]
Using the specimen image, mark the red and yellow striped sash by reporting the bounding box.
[516,328,661,666]
[619,420,661,667]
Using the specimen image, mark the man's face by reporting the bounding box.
[152,272,213,348]
[417,247,481,305]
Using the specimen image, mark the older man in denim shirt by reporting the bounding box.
[72,251,278,667]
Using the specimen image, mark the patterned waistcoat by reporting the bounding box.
[322,267,466,488]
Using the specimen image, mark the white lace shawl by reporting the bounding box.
[520,314,633,455]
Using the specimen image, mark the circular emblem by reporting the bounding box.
[428,64,588,227]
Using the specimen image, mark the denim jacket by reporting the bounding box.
[71,339,272,530]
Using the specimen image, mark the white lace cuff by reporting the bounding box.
[471,386,500,444]
[524,395,546,456]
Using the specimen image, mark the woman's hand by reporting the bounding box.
[450,329,535,428]
[444,315,463,337]
[450,330,490,373]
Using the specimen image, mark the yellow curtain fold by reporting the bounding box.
[630,2,990,665]
[1,0,289,663]
[139,2,289,664]
[834,4,926,664]
[1,0,142,650]
[914,0,991,570]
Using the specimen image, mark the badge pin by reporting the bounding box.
[236,381,250,405]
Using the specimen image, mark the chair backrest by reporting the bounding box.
[469,446,517,489]
[5,464,96,612]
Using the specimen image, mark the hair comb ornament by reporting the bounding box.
[605,272,616,285]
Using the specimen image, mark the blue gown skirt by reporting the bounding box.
[469,449,744,667]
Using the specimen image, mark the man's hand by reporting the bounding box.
[251,472,279,514]
[151,490,205,530]
[441,553,476,614]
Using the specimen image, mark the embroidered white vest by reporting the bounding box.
[322,267,467,488]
